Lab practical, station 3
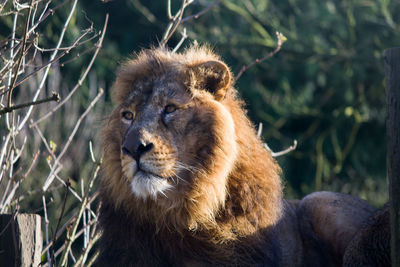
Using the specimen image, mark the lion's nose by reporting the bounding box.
[122,134,154,161]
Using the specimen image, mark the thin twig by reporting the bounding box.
[5,8,19,115]
[0,134,11,185]
[7,0,34,108]
[0,42,34,87]
[43,217,97,267]
[86,251,99,267]
[16,0,79,132]
[0,92,60,115]
[50,179,70,265]
[51,167,99,265]
[42,88,103,191]
[264,140,298,158]
[160,0,189,47]
[81,179,88,248]
[0,149,39,211]
[257,122,263,137]
[89,141,97,163]
[258,123,297,157]
[30,14,109,127]
[27,0,72,38]
[172,28,187,53]
[73,231,101,267]
[43,195,51,266]
[234,32,286,82]
[60,46,96,67]
[32,30,98,52]
[33,124,89,206]
[40,191,99,255]
[181,0,221,23]
[0,180,21,213]
[10,29,92,91]
[59,189,88,266]
[167,0,172,19]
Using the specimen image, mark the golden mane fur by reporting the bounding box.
[101,46,282,232]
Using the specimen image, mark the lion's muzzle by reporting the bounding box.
[120,127,178,200]
[122,127,154,162]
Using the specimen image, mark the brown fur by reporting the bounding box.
[97,46,376,266]
[343,204,390,267]
[297,191,377,266]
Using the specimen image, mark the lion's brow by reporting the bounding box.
[128,86,153,102]
[165,89,176,98]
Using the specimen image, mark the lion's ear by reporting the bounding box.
[189,61,231,100]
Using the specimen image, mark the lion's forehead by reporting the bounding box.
[127,76,189,108]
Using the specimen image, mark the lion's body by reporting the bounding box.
[343,204,390,267]
[97,46,376,266]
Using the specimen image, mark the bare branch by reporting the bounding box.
[7,0,34,108]
[27,0,72,37]
[234,32,286,82]
[264,140,298,158]
[42,195,51,266]
[0,92,60,115]
[257,123,297,157]
[32,30,98,52]
[160,0,188,47]
[172,28,187,53]
[0,148,39,211]
[9,29,93,92]
[1,3,107,266]
[73,231,101,267]
[42,88,104,191]
[59,168,100,266]
[86,251,99,267]
[30,14,109,127]
[167,0,172,20]
[181,0,221,23]
[40,192,99,256]
[50,179,70,265]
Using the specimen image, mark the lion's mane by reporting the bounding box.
[98,46,283,265]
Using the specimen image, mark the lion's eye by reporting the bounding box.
[121,111,134,121]
[164,104,177,114]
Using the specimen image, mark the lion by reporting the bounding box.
[97,46,377,266]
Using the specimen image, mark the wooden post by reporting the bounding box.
[0,214,42,267]
[385,47,400,267]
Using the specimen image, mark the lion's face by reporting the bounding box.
[102,51,237,210]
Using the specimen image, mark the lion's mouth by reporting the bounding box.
[130,170,172,199]
[121,156,173,199]
[136,169,165,180]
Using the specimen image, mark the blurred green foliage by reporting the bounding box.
[196,0,397,205]
[1,0,394,209]
[77,0,396,206]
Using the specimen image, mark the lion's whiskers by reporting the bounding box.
[175,161,203,174]
[171,161,209,185]
[170,165,189,185]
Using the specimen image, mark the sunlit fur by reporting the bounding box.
[97,46,375,266]
[100,45,281,229]
[98,45,283,265]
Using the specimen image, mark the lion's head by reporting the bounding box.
[101,46,282,233]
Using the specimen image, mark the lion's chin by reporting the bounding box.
[128,170,172,200]
[121,156,173,200]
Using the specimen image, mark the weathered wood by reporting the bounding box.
[385,47,400,267]
[0,214,42,267]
